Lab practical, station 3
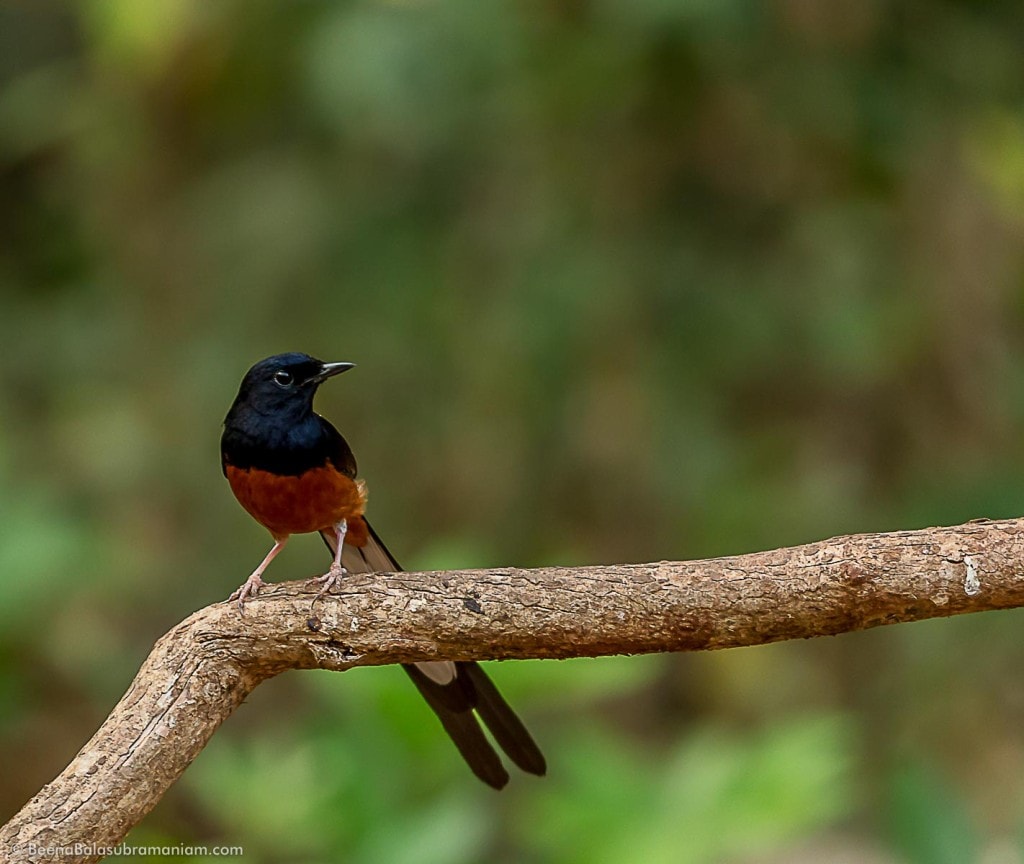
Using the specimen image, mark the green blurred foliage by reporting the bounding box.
[889,762,978,864]
[3,0,1024,861]
[521,713,854,864]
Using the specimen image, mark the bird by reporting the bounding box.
[220,352,546,789]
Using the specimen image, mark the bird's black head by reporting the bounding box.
[226,352,355,426]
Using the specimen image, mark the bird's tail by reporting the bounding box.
[320,518,546,789]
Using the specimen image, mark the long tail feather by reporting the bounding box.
[320,519,544,786]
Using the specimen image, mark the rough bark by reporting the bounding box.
[4,516,1024,862]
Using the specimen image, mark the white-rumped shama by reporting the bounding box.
[221,352,545,789]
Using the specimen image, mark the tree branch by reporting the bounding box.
[5,516,1024,861]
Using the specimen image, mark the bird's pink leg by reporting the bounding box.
[305,519,348,601]
[229,537,288,613]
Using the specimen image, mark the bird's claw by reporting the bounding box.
[228,573,266,614]
[306,563,347,606]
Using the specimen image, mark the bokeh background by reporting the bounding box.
[3,1,1024,862]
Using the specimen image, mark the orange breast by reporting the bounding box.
[225,462,368,540]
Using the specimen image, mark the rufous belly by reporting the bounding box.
[225,462,368,540]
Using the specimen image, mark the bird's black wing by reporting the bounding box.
[317,415,358,478]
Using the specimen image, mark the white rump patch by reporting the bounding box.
[416,660,457,685]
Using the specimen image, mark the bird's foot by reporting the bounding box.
[229,572,266,614]
[306,562,347,605]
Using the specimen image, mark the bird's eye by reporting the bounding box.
[273,370,294,388]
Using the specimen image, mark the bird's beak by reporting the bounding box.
[310,361,356,384]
